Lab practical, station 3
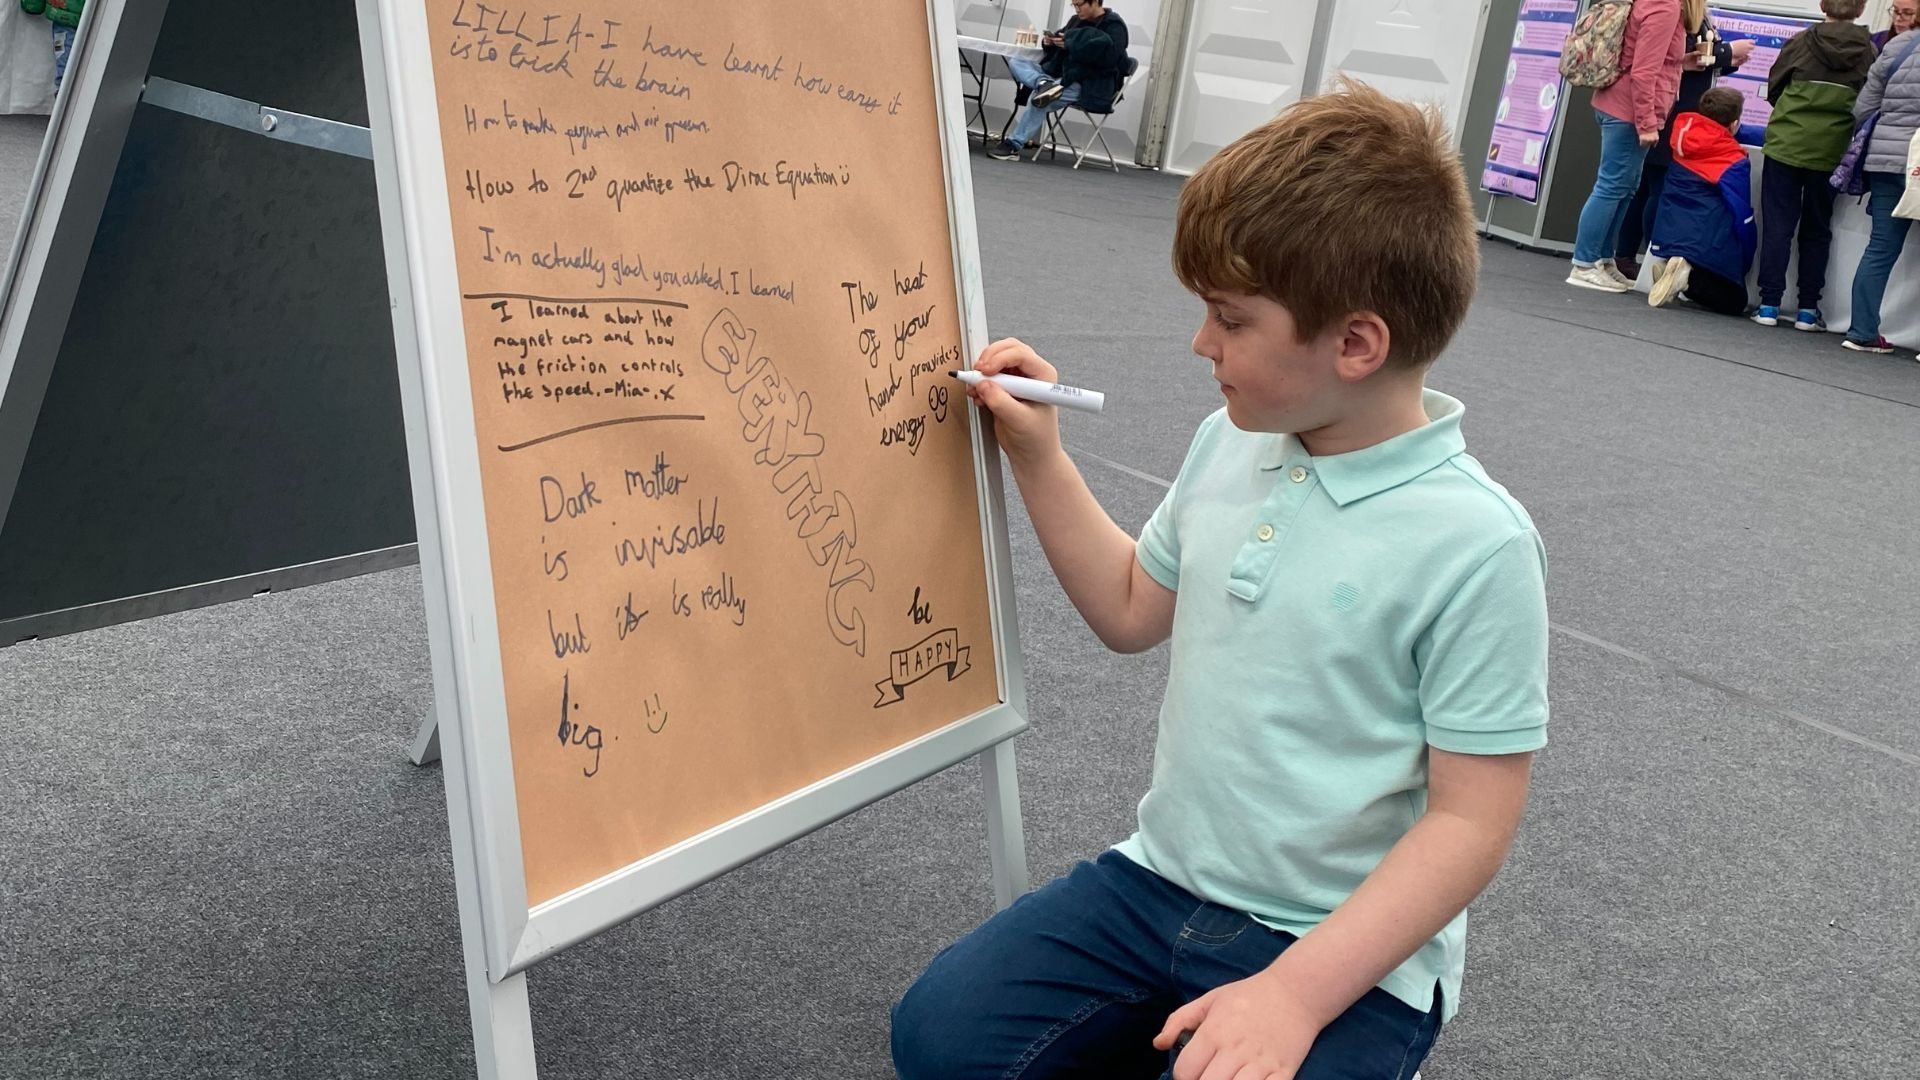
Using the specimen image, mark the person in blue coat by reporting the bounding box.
[1647,87,1757,314]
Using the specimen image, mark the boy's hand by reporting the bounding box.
[968,338,1065,469]
[1153,972,1325,1080]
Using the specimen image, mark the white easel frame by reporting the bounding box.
[356,1,1030,1075]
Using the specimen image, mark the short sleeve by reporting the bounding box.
[1135,481,1181,590]
[1416,529,1550,755]
[1135,413,1224,591]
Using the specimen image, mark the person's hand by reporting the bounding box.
[968,338,1065,469]
[1152,972,1326,1080]
[1729,38,1754,66]
[1638,129,1659,147]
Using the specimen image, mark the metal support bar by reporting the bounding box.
[980,739,1030,910]
[140,76,374,160]
[410,711,442,766]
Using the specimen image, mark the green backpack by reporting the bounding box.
[1558,0,1635,89]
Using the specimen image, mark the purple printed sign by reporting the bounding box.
[1482,0,1577,203]
[1710,7,1819,146]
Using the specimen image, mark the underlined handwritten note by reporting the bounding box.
[425,0,998,905]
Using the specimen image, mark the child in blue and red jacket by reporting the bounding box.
[1647,87,1756,314]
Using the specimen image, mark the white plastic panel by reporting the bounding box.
[1318,0,1492,138]
[1163,0,1313,175]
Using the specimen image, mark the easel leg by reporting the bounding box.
[462,967,536,1080]
[978,739,1029,910]
[409,712,441,766]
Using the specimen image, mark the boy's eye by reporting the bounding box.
[1211,311,1240,331]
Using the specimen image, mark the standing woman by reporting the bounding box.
[1568,0,1688,292]
[1872,0,1916,52]
[1841,27,1920,354]
[1615,3,1756,281]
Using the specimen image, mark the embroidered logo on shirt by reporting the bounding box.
[1331,582,1360,611]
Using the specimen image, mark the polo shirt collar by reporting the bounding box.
[1256,389,1466,507]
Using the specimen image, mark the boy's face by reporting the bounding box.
[1192,291,1347,434]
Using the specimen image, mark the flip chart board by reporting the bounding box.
[366,0,1023,976]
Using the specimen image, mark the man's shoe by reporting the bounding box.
[1599,259,1637,288]
[1648,257,1691,307]
[987,140,1023,161]
[1566,265,1631,292]
[1615,257,1642,283]
[1031,79,1066,107]
[1842,335,1896,354]
[1751,305,1780,326]
[1794,309,1826,332]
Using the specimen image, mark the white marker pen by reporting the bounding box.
[949,370,1105,414]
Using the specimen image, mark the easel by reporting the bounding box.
[0,4,1033,1077]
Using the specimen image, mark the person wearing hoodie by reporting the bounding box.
[1614,10,1755,282]
[1751,0,1877,331]
[1568,0,1688,292]
[1842,26,1920,355]
[1647,88,1757,314]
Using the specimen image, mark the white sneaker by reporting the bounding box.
[1599,259,1637,288]
[1567,264,1631,293]
[1648,257,1691,308]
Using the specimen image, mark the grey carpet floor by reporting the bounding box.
[1,114,48,266]
[3,142,1917,1079]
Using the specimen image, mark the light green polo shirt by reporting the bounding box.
[1117,389,1548,1023]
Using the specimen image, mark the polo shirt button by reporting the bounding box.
[1256,524,1275,542]
[1289,466,1308,483]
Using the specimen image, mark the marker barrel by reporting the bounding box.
[952,370,1105,414]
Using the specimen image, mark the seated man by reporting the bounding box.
[1648,87,1757,315]
[988,0,1129,160]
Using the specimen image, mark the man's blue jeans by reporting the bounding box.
[1846,171,1913,344]
[1004,56,1081,149]
[892,852,1442,1080]
[1573,111,1651,267]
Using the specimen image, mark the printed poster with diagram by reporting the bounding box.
[1483,0,1576,202]
[419,0,1001,906]
[1709,6,1820,147]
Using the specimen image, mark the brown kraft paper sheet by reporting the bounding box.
[422,0,999,906]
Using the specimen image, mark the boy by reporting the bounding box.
[893,81,1548,1080]
[1752,0,1876,329]
[1648,87,1758,314]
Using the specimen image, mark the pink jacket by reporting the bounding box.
[1591,0,1686,133]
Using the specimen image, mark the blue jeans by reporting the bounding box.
[1846,171,1913,344]
[1005,56,1081,148]
[1573,112,1651,267]
[892,852,1442,1080]
[51,23,75,90]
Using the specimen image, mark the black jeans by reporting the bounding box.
[1756,158,1838,310]
[1683,265,1748,315]
[1615,161,1670,263]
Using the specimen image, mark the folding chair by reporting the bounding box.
[1028,55,1142,171]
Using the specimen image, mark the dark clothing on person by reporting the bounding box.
[1681,265,1749,314]
[1756,160,1838,309]
[1039,9,1129,113]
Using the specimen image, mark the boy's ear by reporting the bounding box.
[1333,311,1392,382]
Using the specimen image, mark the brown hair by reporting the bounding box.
[1697,87,1744,128]
[1172,78,1478,370]
[1822,0,1865,20]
